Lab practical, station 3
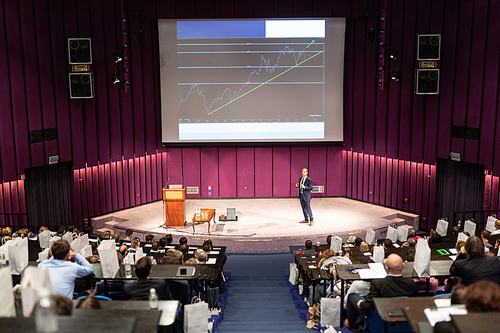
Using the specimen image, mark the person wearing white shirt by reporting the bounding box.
[39,239,94,298]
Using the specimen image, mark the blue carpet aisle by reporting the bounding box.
[216,253,315,333]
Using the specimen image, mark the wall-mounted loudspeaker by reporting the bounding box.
[68,38,92,64]
[417,34,441,60]
[69,73,94,99]
[415,69,439,95]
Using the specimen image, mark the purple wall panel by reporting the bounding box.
[73,171,82,226]
[30,144,45,168]
[104,163,112,212]
[343,22,354,150]
[86,167,95,217]
[368,155,374,203]
[219,147,237,197]
[122,160,130,209]
[272,147,290,197]
[143,23,158,156]
[98,165,107,213]
[479,1,500,172]
[0,0,16,181]
[491,176,499,212]
[149,155,156,201]
[427,165,437,229]
[182,148,201,197]
[126,160,134,208]
[236,147,255,198]
[380,158,387,206]
[309,146,326,197]
[254,147,272,197]
[410,95,425,163]
[484,175,492,211]
[2,184,11,215]
[290,146,308,196]
[166,148,183,185]
[79,168,88,220]
[0,185,4,225]
[415,163,423,215]
[134,158,141,205]
[346,151,352,198]
[397,160,405,210]
[351,19,366,153]
[10,182,18,216]
[373,156,380,204]
[139,157,147,203]
[349,152,356,198]
[155,0,176,19]
[200,147,219,197]
[326,147,343,196]
[5,0,31,178]
[357,153,363,200]
[156,153,163,199]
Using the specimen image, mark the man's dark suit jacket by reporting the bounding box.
[298,176,313,200]
[449,256,500,286]
[360,275,418,315]
[124,278,172,300]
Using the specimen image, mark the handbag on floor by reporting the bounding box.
[289,262,298,285]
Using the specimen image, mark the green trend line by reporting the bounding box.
[208,50,324,115]
[306,40,315,48]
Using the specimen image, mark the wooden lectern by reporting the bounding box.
[162,188,186,227]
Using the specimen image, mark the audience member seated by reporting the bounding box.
[83,226,99,239]
[124,229,133,240]
[463,280,500,312]
[347,235,357,245]
[124,257,172,300]
[162,249,183,265]
[57,226,66,237]
[407,228,416,239]
[455,240,466,260]
[383,238,393,258]
[203,238,213,251]
[450,283,467,305]
[1,226,12,242]
[355,237,363,247]
[314,245,323,259]
[345,254,418,332]
[197,251,208,264]
[127,238,139,253]
[145,234,154,243]
[101,230,111,240]
[450,236,500,286]
[150,241,160,253]
[492,219,500,235]
[86,255,99,263]
[39,239,94,298]
[318,249,334,267]
[406,249,415,262]
[428,230,442,246]
[76,296,102,309]
[304,240,313,250]
[30,294,73,316]
[176,236,188,250]
[179,243,189,260]
[360,241,370,253]
[113,233,120,245]
[160,234,173,249]
[50,294,74,315]
[481,230,493,249]
[193,248,203,261]
[38,226,48,234]
[402,237,416,249]
[326,235,332,248]
[184,258,198,265]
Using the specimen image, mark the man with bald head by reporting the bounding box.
[345,254,418,332]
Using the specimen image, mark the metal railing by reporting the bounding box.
[0,212,33,232]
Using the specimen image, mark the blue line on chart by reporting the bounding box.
[178,45,322,115]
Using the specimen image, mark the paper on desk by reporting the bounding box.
[448,248,457,254]
[449,255,457,261]
[368,263,387,275]
[393,243,401,248]
[206,258,217,264]
[363,252,371,256]
[358,269,386,279]
[188,251,194,254]
[210,250,220,254]
[434,299,451,308]
[424,307,467,326]
[308,265,317,269]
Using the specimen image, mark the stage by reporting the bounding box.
[91,197,419,253]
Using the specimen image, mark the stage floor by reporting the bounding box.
[92,197,418,253]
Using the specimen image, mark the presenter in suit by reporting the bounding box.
[297,168,314,226]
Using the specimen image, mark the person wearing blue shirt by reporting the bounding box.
[39,239,94,298]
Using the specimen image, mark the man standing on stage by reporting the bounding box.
[297,168,314,226]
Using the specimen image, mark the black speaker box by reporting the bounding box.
[68,38,92,64]
[415,69,440,95]
[417,34,441,60]
[69,73,94,99]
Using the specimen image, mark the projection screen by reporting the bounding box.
[159,18,345,144]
